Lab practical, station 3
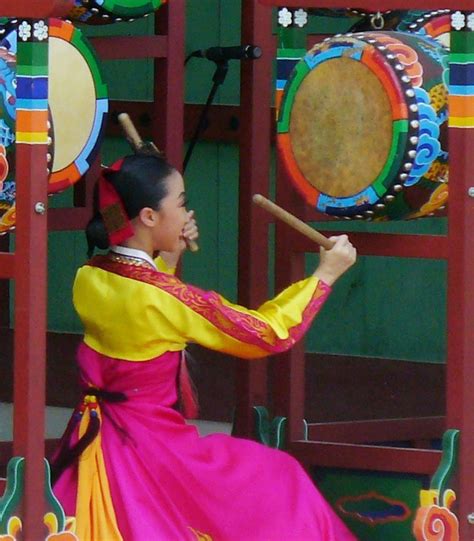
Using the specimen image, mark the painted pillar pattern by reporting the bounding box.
[16,20,49,144]
[449,11,474,128]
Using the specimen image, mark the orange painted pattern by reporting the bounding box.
[449,95,474,118]
[362,47,408,120]
[16,109,48,133]
[49,18,74,41]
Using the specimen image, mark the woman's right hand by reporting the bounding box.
[313,235,357,286]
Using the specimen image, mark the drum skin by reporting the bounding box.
[0,19,108,234]
[277,31,449,220]
[67,0,167,25]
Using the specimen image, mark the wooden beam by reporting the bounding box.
[289,441,442,475]
[107,102,271,144]
[289,230,447,259]
[0,0,73,18]
[307,417,445,444]
[90,35,167,61]
[260,0,472,9]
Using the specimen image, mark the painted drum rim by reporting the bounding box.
[398,10,451,47]
[277,32,448,220]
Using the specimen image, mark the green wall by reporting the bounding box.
[39,4,446,363]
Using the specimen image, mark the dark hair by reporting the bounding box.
[85,153,175,257]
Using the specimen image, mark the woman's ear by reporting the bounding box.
[138,206,159,228]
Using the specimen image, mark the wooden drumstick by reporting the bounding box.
[252,194,335,250]
[118,112,161,156]
[117,113,199,253]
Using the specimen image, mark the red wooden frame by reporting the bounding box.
[1,0,471,536]
[237,2,474,539]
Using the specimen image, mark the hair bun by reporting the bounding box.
[85,213,109,258]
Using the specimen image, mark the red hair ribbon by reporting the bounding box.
[98,158,134,245]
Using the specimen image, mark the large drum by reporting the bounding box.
[68,0,167,25]
[277,31,449,220]
[0,19,108,234]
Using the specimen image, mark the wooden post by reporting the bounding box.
[154,0,185,169]
[13,18,50,540]
[447,14,474,538]
[233,0,274,437]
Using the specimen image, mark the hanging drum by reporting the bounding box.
[0,18,108,234]
[67,0,167,24]
[277,31,449,220]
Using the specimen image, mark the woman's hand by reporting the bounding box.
[313,235,356,286]
[181,210,199,250]
[159,210,199,268]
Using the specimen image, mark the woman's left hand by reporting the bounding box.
[159,210,199,268]
[181,210,199,249]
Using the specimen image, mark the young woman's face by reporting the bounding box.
[153,170,188,252]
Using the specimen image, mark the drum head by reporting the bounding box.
[0,19,108,234]
[290,57,393,197]
[69,0,166,24]
[277,32,448,220]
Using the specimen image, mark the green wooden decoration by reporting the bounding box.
[253,406,287,449]
[431,429,459,495]
[0,457,77,539]
[0,458,23,535]
[413,430,460,540]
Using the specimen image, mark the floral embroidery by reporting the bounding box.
[89,255,330,354]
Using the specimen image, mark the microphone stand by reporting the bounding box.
[183,60,229,172]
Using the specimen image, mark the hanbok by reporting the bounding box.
[53,249,357,540]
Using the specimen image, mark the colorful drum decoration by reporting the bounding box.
[67,0,167,25]
[0,18,108,234]
[397,10,451,48]
[276,32,449,220]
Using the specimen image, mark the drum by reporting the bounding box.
[276,31,449,220]
[0,19,108,234]
[67,0,167,25]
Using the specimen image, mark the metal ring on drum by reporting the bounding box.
[276,31,449,221]
[0,19,109,234]
[67,0,167,25]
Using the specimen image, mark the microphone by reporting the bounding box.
[191,45,262,62]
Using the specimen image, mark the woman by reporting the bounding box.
[53,153,357,540]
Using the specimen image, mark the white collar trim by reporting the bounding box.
[110,245,157,270]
